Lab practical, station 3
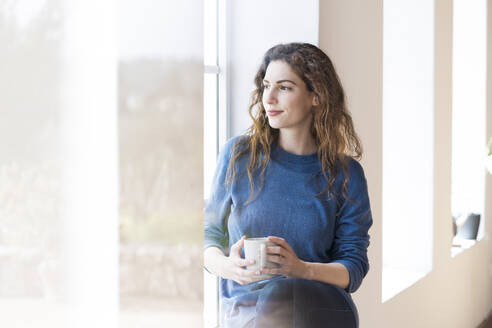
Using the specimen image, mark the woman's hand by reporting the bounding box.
[261,236,307,278]
[222,236,264,285]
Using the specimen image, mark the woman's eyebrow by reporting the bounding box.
[263,79,297,85]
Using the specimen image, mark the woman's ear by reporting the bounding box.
[312,94,319,106]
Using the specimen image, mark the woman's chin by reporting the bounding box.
[267,119,282,130]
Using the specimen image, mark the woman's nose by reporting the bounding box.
[264,88,277,104]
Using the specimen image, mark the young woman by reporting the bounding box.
[204,42,372,328]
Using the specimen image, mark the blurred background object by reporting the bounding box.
[118,1,203,327]
[0,0,67,326]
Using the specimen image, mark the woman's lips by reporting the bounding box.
[267,110,283,117]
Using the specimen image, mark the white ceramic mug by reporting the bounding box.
[243,237,281,279]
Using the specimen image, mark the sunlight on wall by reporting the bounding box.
[382,0,434,302]
[451,0,487,249]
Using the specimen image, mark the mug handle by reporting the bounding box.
[260,244,267,269]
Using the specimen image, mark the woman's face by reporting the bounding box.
[262,60,316,133]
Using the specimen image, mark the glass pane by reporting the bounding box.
[451,0,487,254]
[0,0,67,326]
[203,73,218,200]
[204,0,217,66]
[203,72,218,328]
[118,1,203,327]
[382,0,434,302]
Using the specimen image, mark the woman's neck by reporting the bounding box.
[278,129,317,155]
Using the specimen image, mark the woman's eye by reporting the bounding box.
[280,86,291,91]
[263,84,270,89]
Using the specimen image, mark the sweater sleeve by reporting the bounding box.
[330,159,373,293]
[203,137,238,255]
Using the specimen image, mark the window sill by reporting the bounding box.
[382,266,430,303]
[451,235,484,258]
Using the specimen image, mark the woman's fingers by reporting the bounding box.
[231,235,246,252]
[227,236,269,284]
[266,245,284,255]
[261,267,282,275]
[234,266,263,285]
[267,236,295,254]
[237,267,260,277]
[230,236,247,261]
[266,254,284,264]
[262,237,304,277]
[233,257,255,267]
[228,236,304,283]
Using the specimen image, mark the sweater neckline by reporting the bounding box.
[271,142,320,172]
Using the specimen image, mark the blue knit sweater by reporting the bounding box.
[204,136,372,325]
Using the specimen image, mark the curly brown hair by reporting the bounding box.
[226,42,362,204]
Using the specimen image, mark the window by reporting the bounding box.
[382,0,435,302]
[204,0,228,326]
[118,1,204,327]
[450,0,487,256]
[1,2,205,327]
[1,1,121,326]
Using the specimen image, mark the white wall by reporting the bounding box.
[320,0,492,327]
[319,1,385,324]
[228,0,319,137]
[487,0,492,272]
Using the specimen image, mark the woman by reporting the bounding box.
[204,42,372,328]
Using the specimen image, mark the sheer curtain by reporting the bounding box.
[118,1,203,327]
[0,1,203,327]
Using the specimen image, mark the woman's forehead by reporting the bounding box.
[264,61,302,83]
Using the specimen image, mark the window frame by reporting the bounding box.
[204,0,229,327]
